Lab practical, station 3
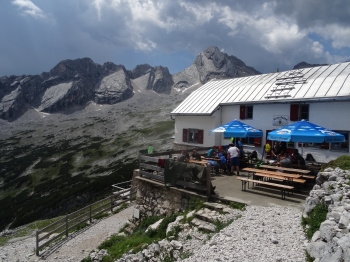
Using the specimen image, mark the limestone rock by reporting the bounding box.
[0,46,260,120]
[94,69,133,104]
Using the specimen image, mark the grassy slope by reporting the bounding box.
[0,117,175,231]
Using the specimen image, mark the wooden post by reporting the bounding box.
[110,195,113,213]
[206,166,211,196]
[36,230,39,256]
[65,215,68,237]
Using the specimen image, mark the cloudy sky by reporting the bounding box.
[1,0,349,77]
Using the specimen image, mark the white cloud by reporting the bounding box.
[92,0,105,21]
[12,0,46,19]
[311,41,324,57]
[134,38,157,51]
[313,24,350,49]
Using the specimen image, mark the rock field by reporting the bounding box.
[0,205,306,262]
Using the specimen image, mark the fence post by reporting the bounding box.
[110,195,113,213]
[65,215,68,237]
[36,230,39,256]
[206,166,211,196]
[89,205,92,223]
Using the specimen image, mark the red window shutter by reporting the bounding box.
[182,129,188,142]
[290,104,299,121]
[254,137,262,147]
[197,130,204,144]
[240,105,246,120]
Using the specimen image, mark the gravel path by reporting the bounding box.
[183,205,306,262]
[0,206,133,262]
[1,205,306,262]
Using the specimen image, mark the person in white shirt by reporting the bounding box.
[227,143,241,176]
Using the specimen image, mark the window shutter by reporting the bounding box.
[253,137,262,147]
[320,142,329,150]
[240,105,246,120]
[290,104,299,121]
[197,130,204,144]
[182,129,188,142]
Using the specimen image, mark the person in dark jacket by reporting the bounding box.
[191,150,202,161]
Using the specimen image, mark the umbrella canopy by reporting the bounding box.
[211,119,263,138]
[267,120,345,143]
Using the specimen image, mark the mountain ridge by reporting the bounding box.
[0,46,260,121]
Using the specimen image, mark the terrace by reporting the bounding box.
[138,148,314,211]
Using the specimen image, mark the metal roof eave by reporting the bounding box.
[170,112,214,117]
[219,95,350,106]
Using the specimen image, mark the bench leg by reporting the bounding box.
[241,180,248,191]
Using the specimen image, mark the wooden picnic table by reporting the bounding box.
[188,159,208,166]
[204,157,220,161]
[259,165,312,176]
[242,167,306,188]
[243,167,301,179]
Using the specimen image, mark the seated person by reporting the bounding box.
[237,141,244,158]
[207,146,218,157]
[191,150,202,161]
[250,150,258,159]
[279,152,292,168]
[218,152,228,173]
[294,152,306,169]
[207,160,220,174]
[291,149,299,164]
[177,150,189,162]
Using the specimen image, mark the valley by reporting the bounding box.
[0,89,187,231]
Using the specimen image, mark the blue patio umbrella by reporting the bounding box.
[210,119,263,138]
[267,120,345,143]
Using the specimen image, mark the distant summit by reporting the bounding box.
[0,46,260,121]
[293,61,328,70]
[172,46,260,89]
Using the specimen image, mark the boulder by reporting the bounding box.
[319,220,337,242]
[306,241,326,259]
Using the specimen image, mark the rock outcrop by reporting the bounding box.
[305,167,350,261]
[172,46,260,89]
[0,46,260,121]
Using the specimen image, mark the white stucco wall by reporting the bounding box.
[174,101,350,162]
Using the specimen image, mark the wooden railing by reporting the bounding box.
[35,181,136,256]
[138,148,212,196]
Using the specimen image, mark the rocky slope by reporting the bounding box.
[0,46,260,121]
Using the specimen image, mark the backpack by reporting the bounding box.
[250,151,258,159]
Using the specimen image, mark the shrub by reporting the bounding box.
[302,201,328,240]
[187,197,204,211]
[229,201,246,210]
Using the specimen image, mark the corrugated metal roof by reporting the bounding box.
[171,62,350,115]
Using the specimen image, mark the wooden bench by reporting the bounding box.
[243,168,301,179]
[236,177,294,200]
[259,165,311,174]
[253,172,306,185]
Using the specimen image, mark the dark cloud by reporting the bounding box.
[273,0,350,28]
[0,0,349,77]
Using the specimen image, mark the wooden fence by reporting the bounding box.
[35,181,136,256]
[138,148,212,196]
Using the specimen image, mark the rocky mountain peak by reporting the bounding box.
[0,46,260,121]
[172,46,260,88]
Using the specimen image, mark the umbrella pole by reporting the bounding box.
[302,142,304,157]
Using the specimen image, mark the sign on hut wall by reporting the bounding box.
[273,115,289,126]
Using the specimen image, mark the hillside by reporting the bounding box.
[0,46,263,231]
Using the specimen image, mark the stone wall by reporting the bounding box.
[305,167,350,261]
[131,169,205,221]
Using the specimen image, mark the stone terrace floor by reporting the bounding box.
[211,170,312,211]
